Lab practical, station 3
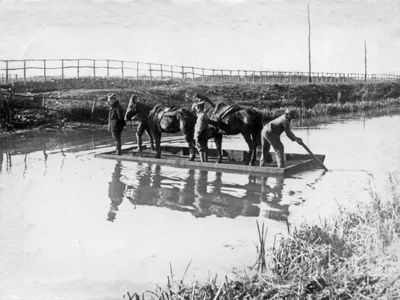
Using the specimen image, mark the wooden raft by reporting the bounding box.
[95,144,326,176]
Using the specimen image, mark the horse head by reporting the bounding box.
[124,94,138,121]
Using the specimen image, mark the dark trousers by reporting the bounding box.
[260,125,285,168]
[111,126,124,155]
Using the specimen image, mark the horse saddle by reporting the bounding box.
[162,106,179,117]
[149,105,180,131]
[211,104,241,122]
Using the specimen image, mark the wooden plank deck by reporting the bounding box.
[95,144,326,176]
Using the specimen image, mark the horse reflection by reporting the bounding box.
[106,162,292,223]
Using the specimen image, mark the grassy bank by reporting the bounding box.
[126,174,400,299]
[2,80,400,132]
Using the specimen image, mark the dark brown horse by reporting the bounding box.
[124,95,197,160]
[193,94,265,166]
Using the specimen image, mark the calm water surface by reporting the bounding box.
[1,111,399,300]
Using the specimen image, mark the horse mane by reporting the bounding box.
[136,101,154,118]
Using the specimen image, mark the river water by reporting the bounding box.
[1,110,399,300]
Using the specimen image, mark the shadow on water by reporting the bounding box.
[106,161,295,224]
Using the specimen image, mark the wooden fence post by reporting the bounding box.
[5,60,8,84]
[136,62,139,79]
[23,60,27,84]
[77,59,80,78]
[42,96,46,119]
[192,67,195,82]
[91,98,97,120]
[171,65,174,80]
[43,59,47,82]
[61,59,64,80]
[212,69,215,82]
[181,66,185,82]
[121,61,124,78]
[160,64,164,80]
[107,60,110,77]
[149,63,152,81]
[93,60,96,78]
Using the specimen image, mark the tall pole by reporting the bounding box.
[308,4,312,83]
[364,40,367,82]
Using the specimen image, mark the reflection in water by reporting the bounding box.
[106,161,290,223]
[107,161,125,222]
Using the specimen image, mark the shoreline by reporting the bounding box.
[1,101,399,138]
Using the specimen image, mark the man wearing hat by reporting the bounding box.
[107,93,125,155]
[260,108,303,168]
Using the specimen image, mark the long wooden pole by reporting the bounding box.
[364,40,367,82]
[5,60,9,84]
[308,4,312,83]
[299,141,328,171]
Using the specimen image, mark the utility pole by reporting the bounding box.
[308,4,312,83]
[364,40,367,82]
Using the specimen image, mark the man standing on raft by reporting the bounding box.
[260,108,303,168]
[107,93,125,155]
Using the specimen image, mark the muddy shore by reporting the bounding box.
[1,78,400,135]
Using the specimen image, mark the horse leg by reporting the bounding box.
[186,135,195,161]
[213,134,223,163]
[242,131,256,166]
[153,130,162,158]
[135,122,146,152]
[180,120,195,161]
[145,126,155,150]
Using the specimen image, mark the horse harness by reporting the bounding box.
[210,104,241,123]
[148,105,180,131]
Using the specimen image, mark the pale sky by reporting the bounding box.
[1,0,400,74]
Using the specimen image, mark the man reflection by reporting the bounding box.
[107,161,125,222]
[259,176,289,223]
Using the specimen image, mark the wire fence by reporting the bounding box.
[1,58,400,84]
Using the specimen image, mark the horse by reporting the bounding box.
[193,94,266,166]
[124,94,197,160]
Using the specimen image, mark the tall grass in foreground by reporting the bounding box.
[126,174,400,300]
